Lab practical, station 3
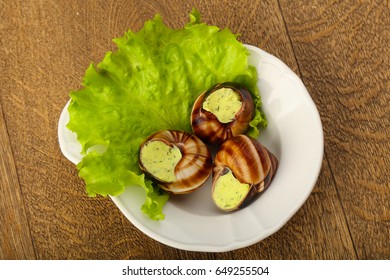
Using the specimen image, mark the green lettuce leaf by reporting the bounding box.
[67,9,267,220]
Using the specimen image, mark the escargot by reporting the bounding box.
[211,135,278,211]
[139,130,213,194]
[191,82,255,145]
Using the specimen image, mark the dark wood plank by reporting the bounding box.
[0,102,36,259]
[1,0,381,259]
[279,0,390,259]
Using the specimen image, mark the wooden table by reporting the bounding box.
[1,0,389,260]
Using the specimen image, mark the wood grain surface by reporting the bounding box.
[0,0,388,259]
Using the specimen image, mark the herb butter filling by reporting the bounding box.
[140,141,182,182]
[213,169,250,210]
[202,88,242,123]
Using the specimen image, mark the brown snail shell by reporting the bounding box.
[191,82,255,145]
[212,135,278,211]
[139,130,213,194]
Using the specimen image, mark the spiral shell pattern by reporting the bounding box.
[191,82,255,145]
[212,135,278,210]
[139,130,212,194]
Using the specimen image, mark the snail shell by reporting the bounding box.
[212,135,278,211]
[139,130,212,194]
[191,82,255,145]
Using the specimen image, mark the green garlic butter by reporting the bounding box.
[202,88,242,123]
[140,141,182,182]
[213,169,250,210]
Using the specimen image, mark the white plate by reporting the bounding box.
[58,45,323,252]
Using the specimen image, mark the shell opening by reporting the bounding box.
[139,140,182,182]
[212,168,251,211]
[202,87,242,123]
